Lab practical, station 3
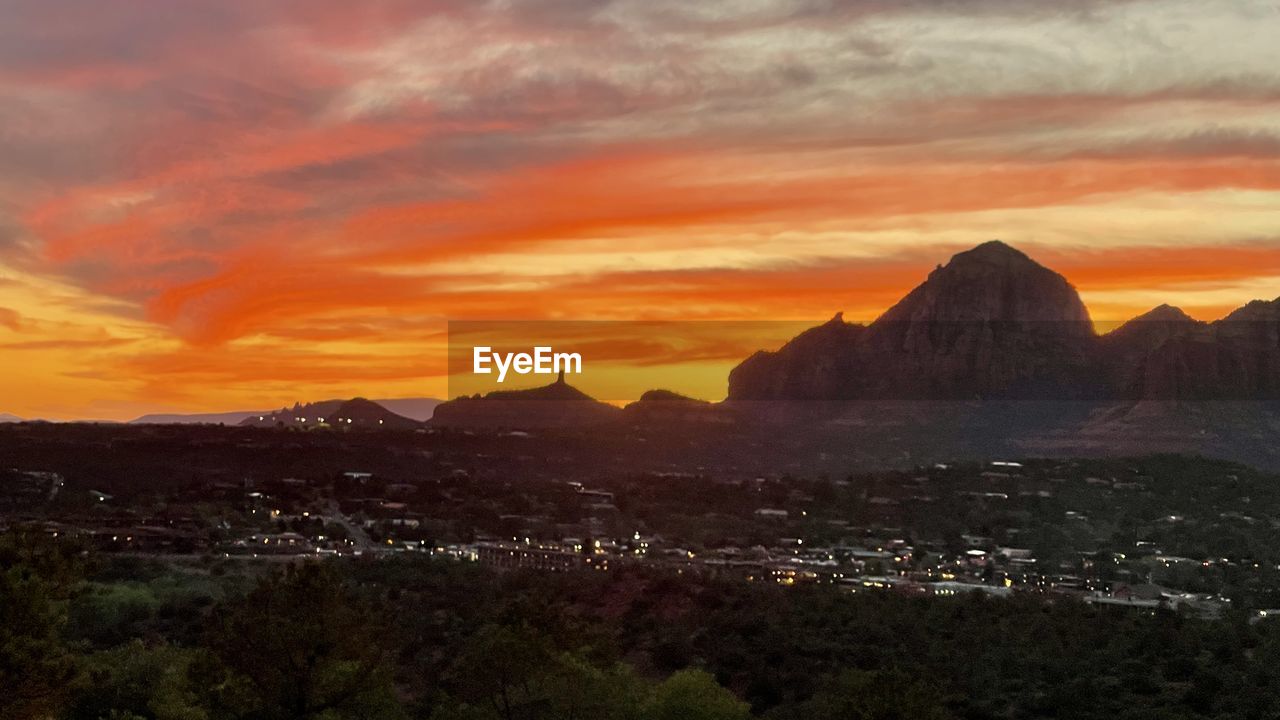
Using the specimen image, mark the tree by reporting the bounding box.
[0,532,81,720]
[435,624,644,720]
[64,641,208,720]
[644,670,751,720]
[205,562,404,720]
[538,654,645,720]
[787,669,951,720]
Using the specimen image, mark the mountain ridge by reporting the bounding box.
[239,397,421,429]
[730,241,1280,402]
[431,371,623,428]
[130,397,441,425]
[430,240,1279,430]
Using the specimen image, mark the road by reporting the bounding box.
[324,500,378,553]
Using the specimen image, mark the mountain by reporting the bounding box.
[130,397,441,425]
[370,398,443,422]
[729,313,866,401]
[431,372,623,428]
[0,413,21,423]
[1103,304,1199,350]
[872,241,1092,330]
[1099,304,1204,399]
[1101,299,1280,401]
[860,241,1098,399]
[731,241,1099,401]
[709,242,1280,468]
[132,410,265,425]
[427,239,1277,459]
[239,397,420,429]
[729,241,1280,403]
[622,389,732,424]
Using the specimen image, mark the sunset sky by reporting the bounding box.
[2,0,1279,419]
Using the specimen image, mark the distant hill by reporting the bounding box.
[0,413,21,423]
[622,389,732,424]
[431,372,623,428]
[130,397,441,425]
[369,398,442,422]
[131,410,264,425]
[239,397,420,429]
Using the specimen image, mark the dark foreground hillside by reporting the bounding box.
[6,537,1280,720]
[6,423,1280,719]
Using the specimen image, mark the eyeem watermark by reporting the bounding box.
[473,346,582,383]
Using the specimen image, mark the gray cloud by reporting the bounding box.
[2,0,1278,311]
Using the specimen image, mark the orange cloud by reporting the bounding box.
[0,307,23,331]
[125,151,1280,344]
[1041,244,1280,293]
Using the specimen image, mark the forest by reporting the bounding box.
[6,529,1280,720]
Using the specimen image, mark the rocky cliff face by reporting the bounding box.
[728,242,1280,402]
[728,313,866,401]
[1100,299,1280,400]
[871,241,1092,331]
[860,241,1097,399]
[1100,304,1205,400]
[730,241,1100,401]
[1215,299,1280,398]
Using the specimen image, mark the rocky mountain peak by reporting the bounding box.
[874,240,1092,330]
[731,241,1104,401]
[1133,304,1195,323]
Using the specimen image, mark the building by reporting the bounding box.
[476,541,586,572]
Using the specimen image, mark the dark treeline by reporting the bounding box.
[5,531,1280,720]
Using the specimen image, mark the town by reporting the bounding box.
[4,423,1278,619]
